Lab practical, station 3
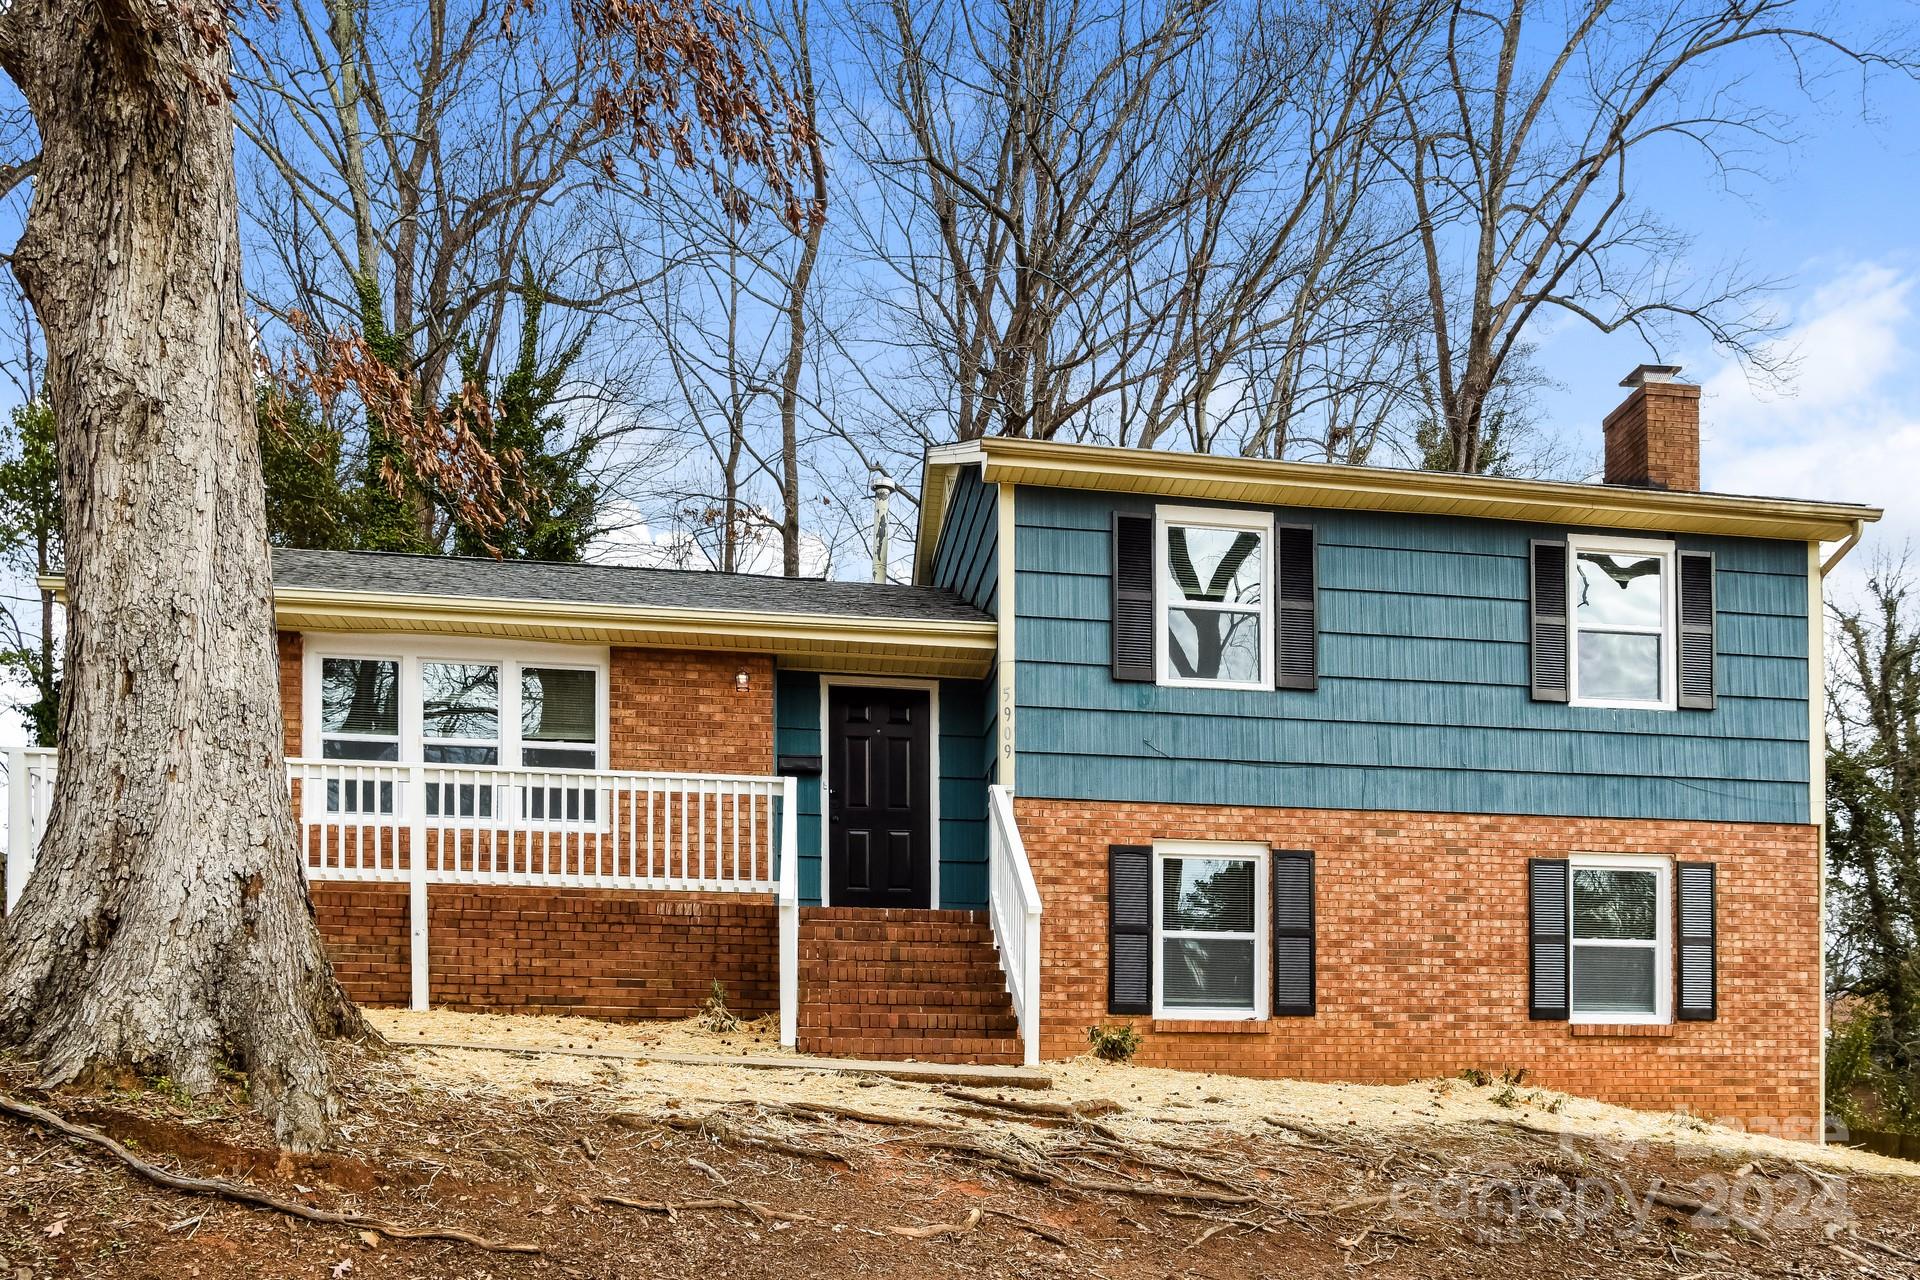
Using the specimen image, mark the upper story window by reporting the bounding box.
[1155,506,1273,691]
[1568,534,1674,709]
[1570,854,1670,1024]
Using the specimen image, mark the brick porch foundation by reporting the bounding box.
[310,884,778,1020]
[1014,797,1822,1137]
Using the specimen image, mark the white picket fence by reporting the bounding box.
[986,783,1042,1066]
[6,747,801,1046]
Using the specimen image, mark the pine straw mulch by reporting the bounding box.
[1,1023,1918,1280]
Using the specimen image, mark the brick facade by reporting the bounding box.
[608,648,774,775]
[276,637,773,774]
[1602,379,1701,491]
[308,884,777,1019]
[1014,796,1821,1137]
[277,631,302,758]
[311,883,410,1007]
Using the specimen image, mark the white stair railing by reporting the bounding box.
[777,775,799,1048]
[986,783,1043,1066]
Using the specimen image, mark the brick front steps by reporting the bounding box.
[796,907,1023,1065]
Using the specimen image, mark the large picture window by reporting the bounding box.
[1156,507,1273,690]
[1153,842,1266,1019]
[304,643,607,822]
[1569,855,1670,1024]
[1569,535,1674,708]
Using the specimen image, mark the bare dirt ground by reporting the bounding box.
[3,1010,1916,1280]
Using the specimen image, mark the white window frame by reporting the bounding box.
[316,653,403,763]
[1151,840,1268,1022]
[1568,853,1671,1026]
[1155,505,1275,692]
[419,659,504,764]
[302,636,611,826]
[1567,533,1677,711]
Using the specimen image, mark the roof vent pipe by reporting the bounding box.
[870,470,899,584]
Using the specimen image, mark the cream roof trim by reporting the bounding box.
[40,578,1001,680]
[912,438,1879,580]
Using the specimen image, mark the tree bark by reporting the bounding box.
[0,0,366,1149]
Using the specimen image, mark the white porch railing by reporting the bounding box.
[6,747,800,1047]
[986,783,1042,1066]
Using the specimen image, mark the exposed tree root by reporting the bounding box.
[911,1133,1256,1205]
[0,1092,540,1254]
[615,1112,856,1166]
[943,1088,1122,1120]
[885,1206,983,1239]
[757,1099,962,1130]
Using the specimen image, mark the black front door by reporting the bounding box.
[826,685,932,908]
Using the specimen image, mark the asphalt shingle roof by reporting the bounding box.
[270,548,992,624]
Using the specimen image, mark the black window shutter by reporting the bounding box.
[1677,551,1717,710]
[1270,849,1315,1016]
[1530,540,1570,702]
[1528,858,1570,1020]
[1277,526,1317,691]
[1676,862,1717,1021]
[1111,513,1155,682]
[1108,845,1152,1014]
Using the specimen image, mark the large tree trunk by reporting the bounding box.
[0,0,365,1149]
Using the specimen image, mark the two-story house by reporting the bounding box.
[6,366,1876,1137]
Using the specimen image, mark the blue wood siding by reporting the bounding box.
[1013,486,1811,823]
[929,467,999,613]
[774,668,993,908]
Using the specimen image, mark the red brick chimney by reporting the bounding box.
[1602,364,1700,491]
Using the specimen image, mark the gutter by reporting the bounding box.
[1820,518,1867,576]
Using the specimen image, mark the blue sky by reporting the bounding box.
[1520,24,1920,604]
[3,7,1918,765]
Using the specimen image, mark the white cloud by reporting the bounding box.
[590,500,833,578]
[1692,261,1920,598]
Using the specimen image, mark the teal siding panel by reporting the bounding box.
[1011,485,1812,823]
[1015,665,1806,741]
[778,669,991,909]
[938,677,992,910]
[773,670,824,904]
[930,468,999,614]
[1016,708,1806,780]
[1022,751,1805,822]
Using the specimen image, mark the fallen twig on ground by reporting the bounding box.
[616,1112,855,1167]
[0,1092,540,1255]
[598,1194,815,1225]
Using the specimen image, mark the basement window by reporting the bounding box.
[1153,842,1266,1020]
[1570,855,1671,1024]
